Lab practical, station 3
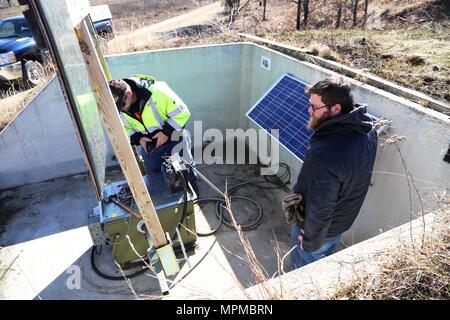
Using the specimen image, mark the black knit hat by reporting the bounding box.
[108,79,127,110]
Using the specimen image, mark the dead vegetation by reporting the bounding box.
[223,0,450,103]
[0,61,54,132]
[333,205,450,300]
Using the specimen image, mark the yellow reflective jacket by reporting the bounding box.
[120,74,190,144]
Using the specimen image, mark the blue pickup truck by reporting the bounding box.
[0,16,43,86]
[0,10,113,86]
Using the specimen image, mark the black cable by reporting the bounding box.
[90,245,149,281]
[194,198,224,236]
[193,162,291,236]
[178,172,189,228]
[169,172,189,241]
[215,196,263,231]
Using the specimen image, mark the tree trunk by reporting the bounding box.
[363,0,369,28]
[303,0,309,26]
[336,2,343,29]
[296,0,302,31]
[353,0,359,27]
[262,0,267,21]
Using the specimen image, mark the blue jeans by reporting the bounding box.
[138,130,198,186]
[290,224,341,270]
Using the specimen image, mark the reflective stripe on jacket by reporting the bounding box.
[122,74,190,138]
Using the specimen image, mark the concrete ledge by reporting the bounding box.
[226,213,436,299]
[238,33,450,115]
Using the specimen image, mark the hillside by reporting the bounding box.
[229,0,450,103]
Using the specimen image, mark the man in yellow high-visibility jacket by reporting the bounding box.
[108,75,198,193]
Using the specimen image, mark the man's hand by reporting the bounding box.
[139,137,153,153]
[152,132,168,150]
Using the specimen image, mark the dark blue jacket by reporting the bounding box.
[293,105,378,252]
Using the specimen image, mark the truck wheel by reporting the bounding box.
[23,60,45,87]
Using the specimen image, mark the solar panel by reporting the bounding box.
[246,74,313,161]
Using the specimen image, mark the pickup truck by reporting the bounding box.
[0,15,43,86]
[0,6,113,86]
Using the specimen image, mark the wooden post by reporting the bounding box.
[74,19,167,249]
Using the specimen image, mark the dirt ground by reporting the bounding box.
[90,0,215,33]
[103,1,223,54]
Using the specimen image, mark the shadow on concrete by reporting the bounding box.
[36,246,165,300]
[0,173,97,246]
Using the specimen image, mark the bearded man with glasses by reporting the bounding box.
[285,76,378,269]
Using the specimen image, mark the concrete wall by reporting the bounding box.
[1,43,449,246]
[105,44,244,134]
[0,78,117,190]
[0,79,86,188]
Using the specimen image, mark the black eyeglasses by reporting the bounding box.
[308,101,331,112]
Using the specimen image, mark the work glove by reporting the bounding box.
[281,193,305,227]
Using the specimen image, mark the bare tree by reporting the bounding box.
[352,0,359,27]
[336,1,343,29]
[296,0,302,30]
[363,0,369,28]
[262,0,267,21]
[303,0,309,26]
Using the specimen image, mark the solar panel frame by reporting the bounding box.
[246,73,313,162]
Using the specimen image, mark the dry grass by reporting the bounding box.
[0,1,22,20]
[333,206,450,300]
[262,27,450,103]
[0,61,54,132]
[102,0,449,102]
[0,83,43,132]
[308,42,339,61]
[229,0,450,103]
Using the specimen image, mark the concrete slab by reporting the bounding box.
[0,164,293,300]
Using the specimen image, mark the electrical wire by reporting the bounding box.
[90,245,149,281]
[192,162,291,235]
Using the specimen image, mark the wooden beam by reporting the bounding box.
[74,18,167,248]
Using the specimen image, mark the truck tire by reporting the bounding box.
[23,60,45,87]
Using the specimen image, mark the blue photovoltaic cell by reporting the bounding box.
[246,74,313,161]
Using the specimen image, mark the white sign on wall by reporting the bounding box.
[261,56,271,70]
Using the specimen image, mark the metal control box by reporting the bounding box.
[89,171,197,268]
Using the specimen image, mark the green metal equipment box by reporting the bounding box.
[89,172,197,268]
